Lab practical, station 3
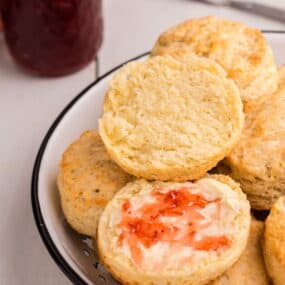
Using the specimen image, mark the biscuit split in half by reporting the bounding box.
[264,196,285,285]
[97,175,250,285]
[225,67,285,210]
[99,56,244,181]
[210,218,269,285]
[57,130,132,236]
[152,16,278,109]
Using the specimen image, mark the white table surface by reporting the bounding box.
[1,0,285,284]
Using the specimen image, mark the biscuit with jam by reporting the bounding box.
[97,175,250,285]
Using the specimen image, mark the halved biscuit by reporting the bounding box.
[57,130,132,236]
[264,196,285,285]
[97,175,250,285]
[152,16,278,108]
[225,67,285,209]
[99,56,244,181]
[209,218,269,285]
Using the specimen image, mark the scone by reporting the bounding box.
[57,130,132,236]
[278,65,285,87]
[264,196,285,285]
[99,56,244,181]
[151,16,278,108]
[225,67,285,209]
[209,218,269,285]
[244,65,285,127]
[97,175,250,285]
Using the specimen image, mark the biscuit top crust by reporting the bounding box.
[110,178,246,272]
[60,130,131,205]
[264,195,285,284]
[152,16,277,103]
[227,75,285,181]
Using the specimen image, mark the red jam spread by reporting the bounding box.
[118,187,230,267]
[1,0,103,76]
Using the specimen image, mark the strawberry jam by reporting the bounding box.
[118,186,230,268]
[1,0,103,76]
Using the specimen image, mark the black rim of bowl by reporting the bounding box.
[31,30,285,285]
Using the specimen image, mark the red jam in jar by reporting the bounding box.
[1,0,103,76]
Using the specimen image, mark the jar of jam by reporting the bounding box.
[1,0,103,76]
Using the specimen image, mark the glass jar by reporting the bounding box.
[1,0,103,76]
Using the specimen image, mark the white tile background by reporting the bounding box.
[0,0,285,284]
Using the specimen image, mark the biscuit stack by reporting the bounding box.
[57,16,285,285]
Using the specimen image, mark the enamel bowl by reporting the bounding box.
[31,32,285,284]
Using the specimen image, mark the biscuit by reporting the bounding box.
[99,56,244,181]
[97,175,250,285]
[224,67,285,210]
[57,130,132,236]
[278,65,285,87]
[209,218,269,285]
[151,16,278,108]
[245,65,285,124]
[264,196,285,285]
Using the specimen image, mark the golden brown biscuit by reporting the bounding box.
[152,16,278,108]
[264,196,285,285]
[57,130,132,236]
[97,175,250,285]
[99,56,244,181]
[244,65,285,125]
[209,218,269,285]
[225,67,285,210]
[278,65,285,87]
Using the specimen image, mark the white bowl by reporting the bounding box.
[31,33,285,285]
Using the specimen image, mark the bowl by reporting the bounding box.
[31,32,285,285]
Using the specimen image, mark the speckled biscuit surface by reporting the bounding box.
[99,56,244,181]
[209,218,269,285]
[57,130,132,237]
[152,16,278,108]
[264,196,285,285]
[97,175,250,285]
[225,67,285,210]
